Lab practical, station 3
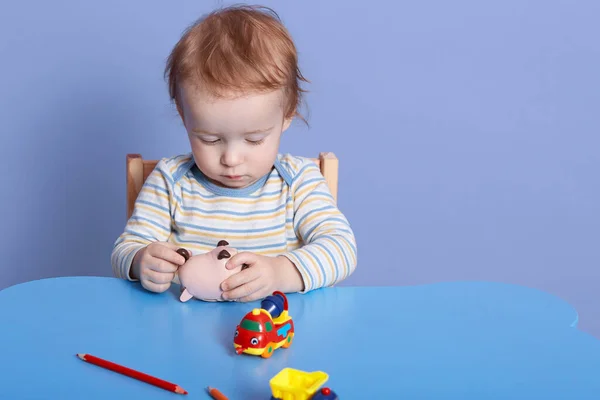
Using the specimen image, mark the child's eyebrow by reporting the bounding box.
[192,127,274,135]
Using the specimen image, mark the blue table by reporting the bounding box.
[0,277,599,399]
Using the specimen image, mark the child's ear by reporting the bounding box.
[282,116,293,133]
[176,104,186,126]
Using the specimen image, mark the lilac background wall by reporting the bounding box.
[1,1,598,336]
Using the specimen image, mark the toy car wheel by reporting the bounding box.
[261,344,275,358]
[282,332,293,348]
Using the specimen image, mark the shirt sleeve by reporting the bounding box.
[110,160,175,280]
[281,160,358,293]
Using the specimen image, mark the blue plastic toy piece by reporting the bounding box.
[260,292,285,318]
[311,387,339,400]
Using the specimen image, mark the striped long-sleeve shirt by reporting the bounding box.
[111,153,357,293]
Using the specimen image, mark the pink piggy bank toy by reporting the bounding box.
[175,240,247,302]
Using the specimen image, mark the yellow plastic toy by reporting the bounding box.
[269,368,336,400]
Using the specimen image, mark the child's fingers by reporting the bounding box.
[148,258,179,273]
[148,246,187,267]
[225,251,257,270]
[144,268,175,285]
[237,287,269,303]
[222,276,264,301]
[160,242,185,251]
[142,280,171,293]
[221,267,259,291]
[160,242,191,259]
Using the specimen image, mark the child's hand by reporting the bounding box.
[220,252,303,302]
[130,242,188,293]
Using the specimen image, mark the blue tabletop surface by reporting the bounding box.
[0,277,599,399]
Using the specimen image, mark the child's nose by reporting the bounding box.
[221,148,243,167]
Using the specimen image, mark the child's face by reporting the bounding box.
[178,83,292,189]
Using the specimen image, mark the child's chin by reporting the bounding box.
[218,178,256,189]
[208,177,249,189]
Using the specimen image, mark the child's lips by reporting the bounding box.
[224,175,243,180]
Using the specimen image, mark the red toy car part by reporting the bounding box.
[233,291,294,358]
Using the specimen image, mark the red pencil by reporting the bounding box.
[76,353,187,395]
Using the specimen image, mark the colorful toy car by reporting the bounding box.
[233,291,294,358]
[269,368,339,400]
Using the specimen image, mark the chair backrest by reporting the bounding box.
[126,152,339,219]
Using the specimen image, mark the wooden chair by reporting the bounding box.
[126,152,339,219]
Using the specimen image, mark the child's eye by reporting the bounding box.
[246,138,265,145]
[200,138,220,145]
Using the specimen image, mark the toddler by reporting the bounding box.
[111,5,357,302]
